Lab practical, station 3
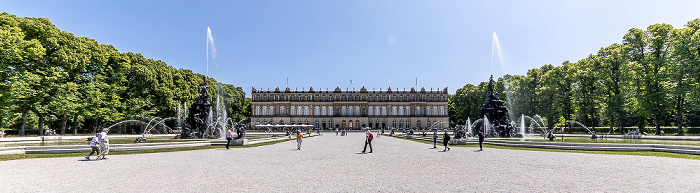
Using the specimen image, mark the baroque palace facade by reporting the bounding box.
[251,86,449,130]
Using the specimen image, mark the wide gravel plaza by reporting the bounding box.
[0,132,698,192]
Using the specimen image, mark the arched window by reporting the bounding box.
[314,106,320,116]
[433,106,438,116]
[280,106,286,116]
[255,106,260,116]
[392,106,397,116]
[297,106,302,116]
[382,106,387,116]
[375,107,380,116]
[304,106,309,116]
[416,106,421,116]
[262,107,267,116]
[439,106,445,116]
[328,107,333,116]
[392,120,397,128]
[342,106,347,116]
[291,106,296,116]
[349,106,354,116]
[355,106,360,116]
[427,106,432,116]
[399,107,404,116]
[322,106,327,116]
[368,106,374,116]
[269,106,274,116]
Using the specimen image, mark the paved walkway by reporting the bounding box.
[0,133,698,192]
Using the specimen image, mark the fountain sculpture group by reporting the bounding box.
[472,75,519,138]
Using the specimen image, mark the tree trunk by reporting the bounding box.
[38,113,44,136]
[61,114,68,135]
[617,110,623,135]
[654,114,660,135]
[676,95,685,135]
[19,108,29,136]
[73,116,78,135]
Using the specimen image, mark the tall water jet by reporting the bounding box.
[491,32,504,74]
[520,114,525,136]
[206,26,216,77]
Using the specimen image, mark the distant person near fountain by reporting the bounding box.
[478,129,484,151]
[296,130,303,150]
[432,129,438,148]
[85,133,101,160]
[443,130,450,151]
[225,128,232,149]
[362,128,373,153]
[98,129,109,160]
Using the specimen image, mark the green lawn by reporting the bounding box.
[493,137,700,146]
[387,135,700,160]
[0,136,268,147]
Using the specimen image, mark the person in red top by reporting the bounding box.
[362,127,373,153]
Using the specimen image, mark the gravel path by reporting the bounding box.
[0,132,698,192]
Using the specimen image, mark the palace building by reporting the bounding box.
[251,86,449,130]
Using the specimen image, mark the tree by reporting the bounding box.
[668,19,700,135]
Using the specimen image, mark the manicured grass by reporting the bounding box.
[387,135,700,161]
[0,136,268,147]
[493,137,700,146]
[0,136,309,162]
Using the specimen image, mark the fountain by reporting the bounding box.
[178,75,231,139]
[470,75,519,138]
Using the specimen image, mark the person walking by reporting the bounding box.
[478,129,484,151]
[85,133,101,160]
[432,128,438,148]
[376,128,381,138]
[97,129,109,160]
[296,130,303,150]
[362,128,373,153]
[443,130,451,151]
[225,127,233,149]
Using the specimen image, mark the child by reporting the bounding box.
[85,134,100,160]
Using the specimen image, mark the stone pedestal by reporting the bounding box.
[448,138,467,145]
[232,139,249,146]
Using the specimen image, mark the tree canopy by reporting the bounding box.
[449,19,700,135]
[0,13,250,135]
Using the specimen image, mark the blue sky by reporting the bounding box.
[2,0,700,96]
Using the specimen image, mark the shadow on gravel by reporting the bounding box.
[472,150,482,152]
[355,152,367,154]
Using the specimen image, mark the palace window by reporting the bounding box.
[262,107,267,116]
[416,106,421,116]
[315,106,320,116]
[342,106,347,116]
[291,106,296,116]
[349,106,354,116]
[297,106,302,116]
[368,106,374,116]
[280,106,286,116]
[304,106,309,116]
[355,106,360,116]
